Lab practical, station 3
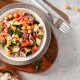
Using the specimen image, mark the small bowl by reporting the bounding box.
[0,3,51,65]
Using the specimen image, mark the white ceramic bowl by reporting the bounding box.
[0,3,51,65]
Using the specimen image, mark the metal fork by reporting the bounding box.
[35,0,71,33]
[42,0,70,33]
[53,18,70,33]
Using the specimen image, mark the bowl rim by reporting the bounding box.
[0,8,47,61]
[0,3,51,65]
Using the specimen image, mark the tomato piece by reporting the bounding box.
[1,32,7,36]
[18,11,24,20]
[33,33,37,39]
[32,46,38,53]
[3,24,8,33]
[21,40,30,48]
[0,36,5,43]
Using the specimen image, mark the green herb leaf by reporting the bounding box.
[8,29,14,35]
[14,29,23,37]
[33,40,37,45]
[35,65,41,71]
[32,59,42,72]
[16,42,21,46]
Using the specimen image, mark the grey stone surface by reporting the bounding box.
[17,0,80,80]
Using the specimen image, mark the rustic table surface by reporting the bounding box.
[0,0,80,80]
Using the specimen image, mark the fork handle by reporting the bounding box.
[43,0,70,23]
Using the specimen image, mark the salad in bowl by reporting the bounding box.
[0,9,44,58]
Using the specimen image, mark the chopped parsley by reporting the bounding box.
[8,29,14,35]
[14,29,23,37]
[32,59,42,72]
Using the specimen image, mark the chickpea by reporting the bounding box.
[13,13,19,18]
[12,38,16,42]
[16,37,20,41]
[21,26,26,30]
[7,36,11,41]
[64,5,71,9]
[4,50,11,56]
[30,40,34,45]
[24,17,28,21]
[27,26,32,30]
[5,36,8,40]
[74,7,80,11]
[15,34,19,39]
[10,26,16,31]
[19,38,22,42]
[7,40,11,45]
[8,14,13,19]
[28,30,32,34]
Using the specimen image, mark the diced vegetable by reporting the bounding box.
[36,38,41,46]
[12,22,22,27]
[33,24,39,32]
[24,48,31,54]
[10,26,16,31]
[0,36,5,43]
[21,40,30,48]
[28,30,32,34]
[20,51,26,57]
[32,46,38,52]
[21,26,26,31]
[12,46,20,52]
[38,31,44,36]
[4,50,11,56]
[7,40,11,46]
[27,26,32,30]
[4,45,10,51]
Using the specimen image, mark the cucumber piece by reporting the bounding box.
[4,45,10,51]
[33,24,39,32]
[12,46,20,53]
[38,31,44,36]
[24,48,31,54]
[12,22,22,27]
[36,38,41,46]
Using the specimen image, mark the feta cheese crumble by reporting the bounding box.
[0,72,18,80]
